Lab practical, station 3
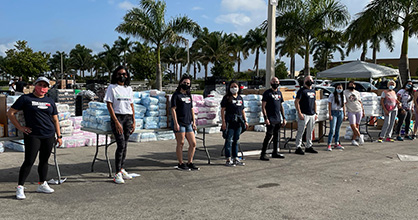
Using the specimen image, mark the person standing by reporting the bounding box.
[413,88,418,139]
[171,75,199,171]
[378,80,399,143]
[221,80,248,166]
[344,81,365,146]
[16,77,27,93]
[7,77,62,200]
[9,80,16,93]
[104,66,136,184]
[294,76,318,155]
[260,77,286,161]
[394,81,415,140]
[326,84,346,151]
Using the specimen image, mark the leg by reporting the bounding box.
[175,132,186,164]
[305,115,314,148]
[224,128,235,160]
[327,111,338,146]
[334,111,344,144]
[272,124,281,155]
[404,110,412,136]
[348,112,360,139]
[380,111,392,138]
[185,131,197,163]
[295,116,308,148]
[18,135,41,185]
[232,126,242,158]
[111,115,126,173]
[386,109,398,138]
[120,115,133,170]
[394,110,406,136]
[38,136,55,183]
[261,124,274,155]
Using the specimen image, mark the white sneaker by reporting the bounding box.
[114,172,125,184]
[121,169,132,180]
[16,185,26,200]
[233,158,245,166]
[351,140,359,146]
[359,134,365,145]
[36,181,54,194]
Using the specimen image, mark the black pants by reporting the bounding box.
[395,109,412,136]
[19,135,55,185]
[261,123,281,155]
[111,114,133,172]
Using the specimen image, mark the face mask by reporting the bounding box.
[117,76,127,83]
[180,84,190,91]
[271,83,279,89]
[230,87,239,94]
[336,89,343,94]
[34,85,48,96]
[389,85,395,90]
[305,80,313,86]
[406,84,412,89]
[347,86,355,90]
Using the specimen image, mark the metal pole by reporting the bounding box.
[265,0,277,88]
[186,39,190,75]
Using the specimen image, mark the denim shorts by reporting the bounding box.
[171,122,193,133]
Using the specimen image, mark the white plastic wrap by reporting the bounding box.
[59,120,73,127]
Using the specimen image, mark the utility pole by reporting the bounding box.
[186,39,190,75]
[265,0,277,88]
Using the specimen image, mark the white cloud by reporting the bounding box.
[220,0,266,12]
[118,1,135,10]
[192,6,203,11]
[0,42,15,56]
[215,13,252,26]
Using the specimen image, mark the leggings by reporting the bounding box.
[19,135,55,185]
[111,114,133,172]
[394,109,412,136]
[261,123,281,155]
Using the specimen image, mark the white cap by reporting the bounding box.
[9,80,15,85]
[34,77,51,87]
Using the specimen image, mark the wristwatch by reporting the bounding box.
[57,135,63,139]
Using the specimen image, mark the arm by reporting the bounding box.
[261,101,270,125]
[314,99,318,121]
[221,107,226,130]
[107,101,123,134]
[130,103,136,134]
[295,98,304,120]
[413,91,418,112]
[328,102,332,121]
[280,103,286,126]
[171,107,180,132]
[191,108,196,130]
[52,115,62,146]
[242,109,248,129]
[381,92,388,116]
[7,108,31,135]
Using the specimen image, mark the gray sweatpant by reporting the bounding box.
[380,109,398,138]
[295,114,315,148]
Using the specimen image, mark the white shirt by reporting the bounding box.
[328,93,346,111]
[344,89,362,113]
[104,84,134,114]
[397,89,414,110]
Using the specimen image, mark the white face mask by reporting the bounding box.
[230,87,239,94]
[389,85,395,90]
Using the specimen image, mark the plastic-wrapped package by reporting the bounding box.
[198,126,222,134]
[150,89,166,97]
[56,104,70,113]
[193,107,199,114]
[195,101,205,107]
[7,95,21,104]
[146,105,159,111]
[204,97,219,107]
[254,125,266,132]
[96,116,111,124]
[246,112,261,118]
[133,98,142,105]
[199,107,218,113]
[140,92,150,99]
[58,112,71,121]
[135,118,144,129]
[144,117,160,124]
[159,122,168,128]
[243,94,262,101]
[61,126,74,135]
[157,96,167,103]
[140,132,157,142]
[88,101,107,110]
[141,97,159,106]
[61,137,86,148]
[156,131,175,140]
[158,103,167,109]
[159,116,168,123]
[69,116,83,125]
[0,124,4,138]
[0,141,4,153]
[4,140,25,152]
[59,120,73,127]
[196,119,207,126]
[8,123,17,137]
[248,106,262,112]
[82,114,90,122]
[129,133,141,142]
[146,111,159,117]
[87,109,109,116]
[133,92,141,99]
[144,123,159,129]
[159,109,167,116]
[247,117,260,124]
[192,95,204,102]
[89,115,97,123]
[97,122,112,132]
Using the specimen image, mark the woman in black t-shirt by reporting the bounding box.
[171,75,199,171]
[7,77,62,200]
[221,80,248,166]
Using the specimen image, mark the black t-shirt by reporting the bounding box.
[221,95,244,123]
[296,87,316,115]
[262,89,284,123]
[171,91,193,126]
[11,93,58,138]
[16,81,27,93]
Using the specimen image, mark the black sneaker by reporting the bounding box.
[295,147,305,155]
[177,163,191,171]
[305,147,318,154]
[271,153,285,159]
[260,154,270,161]
[187,163,200,171]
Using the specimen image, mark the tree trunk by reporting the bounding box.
[193,63,197,80]
[180,64,183,78]
[372,48,377,64]
[360,43,367,61]
[304,42,310,76]
[237,51,241,73]
[255,48,260,77]
[204,64,208,79]
[290,54,295,79]
[399,26,410,86]
[156,44,162,90]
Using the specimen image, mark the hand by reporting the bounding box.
[384,110,389,116]
[245,122,249,129]
[298,113,304,120]
[315,114,318,121]
[343,116,347,121]
[265,119,270,126]
[362,112,365,118]
[174,123,180,132]
[18,126,32,135]
[329,116,333,121]
[282,119,286,127]
[221,123,226,131]
[192,122,197,130]
[131,121,136,134]
[115,121,123,135]
[56,138,62,146]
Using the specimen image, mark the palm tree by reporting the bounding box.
[69,44,93,78]
[115,0,199,90]
[114,36,133,66]
[275,0,349,76]
[227,33,248,74]
[98,44,120,81]
[276,35,305,79]
[311,30,346,71]
[244,27,267,77]
[350,1,417,83]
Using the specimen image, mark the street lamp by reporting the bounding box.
[186,39,190,75]
[265,0,277,88]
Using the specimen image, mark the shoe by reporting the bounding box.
[16,185,26,200]
[295,147,305,155]
[271,153,285,159]
[396,136,404,141]
[305,147,318,154]
[187,163,200,171]
[385,138,395,142]
[405,135,414,140]
[36,181,54,193]
[326,145,332,151]
[411,135,416,140]
[359,134,365,145]
[225,160,236,167]
[334,144,344,150]
[351,140,359,146]
[233,158,245,166]
[260,154,270,161]
[177,163,191,171]
[114,172,125,184]
[120,169,133,180]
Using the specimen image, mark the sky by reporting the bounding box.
[0,0,417,78]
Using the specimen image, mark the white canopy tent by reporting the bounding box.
[317,60,402,86]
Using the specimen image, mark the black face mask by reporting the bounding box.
[117,76,127,83]
[305,80,313,86]
[180,84,190,91]
[347,86,355,90]
[271,83,279,89]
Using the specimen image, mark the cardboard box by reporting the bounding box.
[0,95,7,137]
[376,118,384,129]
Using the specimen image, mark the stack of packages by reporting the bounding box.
[0,141,3,153]
[54,89,75,115]
[57,103,73,136]
[243,94,264,124]
[315,99,329,121]
[196,93,223,134]
[361,92,382,116]
[6,95,24,138]
[283,100,297,121]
